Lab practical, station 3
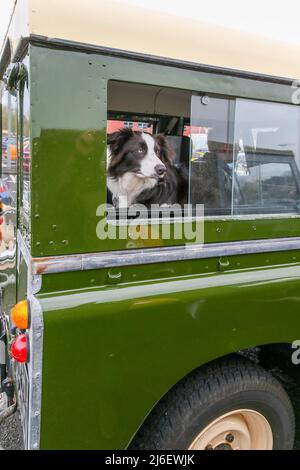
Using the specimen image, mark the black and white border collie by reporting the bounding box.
[107,129,187,208]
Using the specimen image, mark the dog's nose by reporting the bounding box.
[155,164,166,177]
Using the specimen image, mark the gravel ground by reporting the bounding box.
[0,411,23,450]
[0,361,300,450]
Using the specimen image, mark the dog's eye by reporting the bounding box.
[138,146,144,154]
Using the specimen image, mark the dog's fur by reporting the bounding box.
[107,129,188,208]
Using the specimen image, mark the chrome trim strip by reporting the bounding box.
[16,230,43,450]
[31,237,300,275]
[27,294,43,450]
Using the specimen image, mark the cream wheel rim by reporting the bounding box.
[188,409,273,450]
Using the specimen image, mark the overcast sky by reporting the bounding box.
[1,0,300,48]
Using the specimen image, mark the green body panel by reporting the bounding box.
[38,250,300,449]
[29,45,300,257]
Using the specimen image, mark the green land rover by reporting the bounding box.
[1,0,300,450]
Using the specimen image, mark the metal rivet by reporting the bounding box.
[201,95,210,105]
[107,269,122,283]
[218,258,230,271]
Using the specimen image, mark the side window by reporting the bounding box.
[106,80,300,219]
[232,100,300,215]
[107,81,192,211]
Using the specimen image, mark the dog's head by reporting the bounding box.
[107,129,175,180]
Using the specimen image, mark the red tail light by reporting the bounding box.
[11,334,28,363]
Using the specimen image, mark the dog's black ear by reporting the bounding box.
[107,128,133,158]
[155,134,175,165]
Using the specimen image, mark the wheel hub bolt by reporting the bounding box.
[226,433,234,443]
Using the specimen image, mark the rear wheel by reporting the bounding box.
[130,356,295,450]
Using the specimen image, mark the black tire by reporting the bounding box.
[130,356,295,450]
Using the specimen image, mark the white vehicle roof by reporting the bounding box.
[1,0,300,80]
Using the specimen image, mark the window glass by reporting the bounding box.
[232,100,300,215]
[189,95,235,215]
